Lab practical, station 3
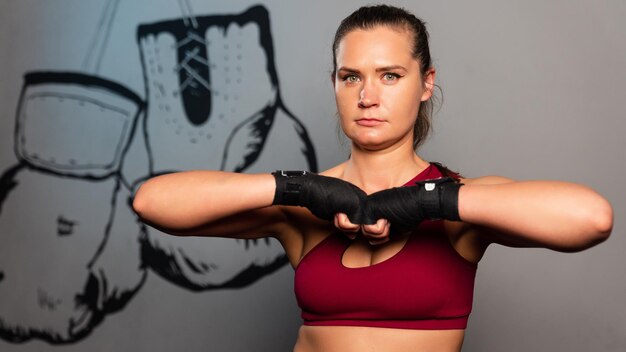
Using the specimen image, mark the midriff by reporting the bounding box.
[293,325,464,352]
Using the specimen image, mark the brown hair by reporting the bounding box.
[332,4,439,150]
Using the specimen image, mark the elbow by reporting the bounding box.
[590,198,613,244]
[131,182,151,221]
[565,198,613,252]
[130,180,188,236]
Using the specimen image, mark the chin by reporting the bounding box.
[351,139,390,152]
[351,133,413,152]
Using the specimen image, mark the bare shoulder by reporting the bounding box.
[459,175,515,185]
[320,164,346,177]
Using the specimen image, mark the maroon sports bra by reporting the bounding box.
[294,165,477,329]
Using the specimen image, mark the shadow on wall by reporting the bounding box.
[0,3,316,344]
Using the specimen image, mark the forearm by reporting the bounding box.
[132,171,276,232]
[458,181,613,251]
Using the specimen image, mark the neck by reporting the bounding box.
[342,137,430,194]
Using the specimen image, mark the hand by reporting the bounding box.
[365,177,463,234]
[334,213,359,240]
[272,171,369,223]
[334,213,390,244]
[361,218,391,245]
[365,186,422,235]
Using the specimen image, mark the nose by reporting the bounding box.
[358,81,379,108]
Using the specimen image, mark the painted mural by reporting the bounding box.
[0,0,316,344]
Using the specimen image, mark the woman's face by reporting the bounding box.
[333,25,434,151]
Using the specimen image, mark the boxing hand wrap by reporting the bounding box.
[365,177,463,233]
[271,170,369,224]
[413,177,463,221]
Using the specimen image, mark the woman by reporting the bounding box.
[132,5,613,351]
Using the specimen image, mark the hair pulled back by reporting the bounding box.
[332,5,437,150]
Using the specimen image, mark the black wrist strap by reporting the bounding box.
[415,177,463,221]
[440,182,462,221]
[272,170,309,206]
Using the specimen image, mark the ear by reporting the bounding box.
[420,68,436,102]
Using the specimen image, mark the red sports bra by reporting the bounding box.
[294,165,477,329]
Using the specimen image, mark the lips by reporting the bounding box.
[356,118,384,127]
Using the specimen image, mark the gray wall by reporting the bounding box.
[0,0,624,351]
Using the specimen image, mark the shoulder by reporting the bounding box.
[459,175,515,185]
[430,162,514,186]
[318,162,347,178]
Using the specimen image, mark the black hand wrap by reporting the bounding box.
[365,177,463,233]
[271,171,369,224]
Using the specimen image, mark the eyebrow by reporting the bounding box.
[337,65,408,73]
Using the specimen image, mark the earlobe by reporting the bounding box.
[420,89,433,102]
[420,68,436,102]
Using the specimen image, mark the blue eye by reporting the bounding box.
[342,74,360,83]
[383,73,400,81]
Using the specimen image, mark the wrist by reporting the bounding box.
[271,170,312,206]
[415,177,463,221]
[439,181,463,221]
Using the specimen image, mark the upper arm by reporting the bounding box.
[460,175,515,243]
[132,170,331,267]
[458,175,530,249]
[456,175,612,252]
[143,204,293,240]
[143,205,313,268]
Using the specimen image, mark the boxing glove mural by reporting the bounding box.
[0,73,147,343]
[136,5,316,290]
[0,2,316,345]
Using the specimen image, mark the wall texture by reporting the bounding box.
[0,1,624,351]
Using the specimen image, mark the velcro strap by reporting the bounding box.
[418,181,443,220]
[282,182,303,205]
